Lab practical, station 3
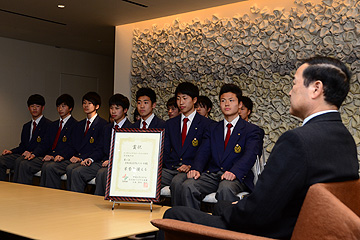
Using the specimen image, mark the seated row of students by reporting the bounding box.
[0,83,264,209]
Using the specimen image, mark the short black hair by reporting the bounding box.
[241,96,253,117]
[27,94,45,106]
[175,82,199,100]
[166,97,178,109]
[82,92,101,107]
[136,88,156,103]
[219,84,242,103]
[195,96,213,114]
[303,56,351,108]
[56,94,74,111]
[109,94,130,111]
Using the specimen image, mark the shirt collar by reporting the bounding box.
[181,110,196,123]
[115,117,127,128]
[141,113,155,127]
[302,110,338,126]
[33,115,43,125]
[87,113,98,124]
[60,115,71,125]
[224,115,239,129]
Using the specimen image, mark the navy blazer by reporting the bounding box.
[69,115,108,160]
[33,116,78,158]
[89,118,132,162]
[163,113,212,169]
[222,112,359,239]
[11,116,51,155]
[130,115,165,129]
[192,118,261,191]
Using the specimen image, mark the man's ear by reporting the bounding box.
[124,108,128,114]
[152,102,157,109]
[311,80,323,99]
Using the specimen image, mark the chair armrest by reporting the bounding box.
[151,219,276,240]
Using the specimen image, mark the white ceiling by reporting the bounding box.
[0,0,244,56]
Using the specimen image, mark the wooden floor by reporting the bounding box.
[0,182,169,240]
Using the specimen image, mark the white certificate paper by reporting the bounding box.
[109,132,162,198]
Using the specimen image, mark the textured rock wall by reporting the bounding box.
[130,0,360,158]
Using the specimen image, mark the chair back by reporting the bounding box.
[291,179,360,240]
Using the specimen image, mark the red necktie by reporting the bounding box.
[32,121,37,135]
[224,123,233,150]
[114,125,119,131]
[84,120,90,136]
[142,121,147,129]
[52,120,63,150]
[182,118,189,147]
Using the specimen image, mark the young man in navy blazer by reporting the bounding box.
[180,84,262,210]
[161,56,359,240]
[42,92,107,189]
[130,87,165,129]
[17,94,77,185]
[0,94,51,181]
[72,94,132,194]
[163,82,212,206]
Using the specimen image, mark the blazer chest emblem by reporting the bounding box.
[234,144,241,153]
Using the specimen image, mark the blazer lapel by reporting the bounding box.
[31,117,45,143]
[81,116,98,149]
[149,115,158,128]
[181,114,200,154]
[222,119,244,161]
[215,120,225,162]
[173,116,182,154]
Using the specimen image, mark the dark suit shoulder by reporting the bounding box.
[129,120,140,129]
[122,118,133,128]
[95,115,108,126]
[39,116,52,126]
[151,115,165,128]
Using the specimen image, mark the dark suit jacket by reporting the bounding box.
[163,113,212,169]
[222,112,359,239]
[130,115,165,129]
[33,116,78,157]
[11,116,51,155]
[69,115,107,160]
[192,118,261,191]
[90,118,132,162]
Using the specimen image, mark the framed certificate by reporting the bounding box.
[105,128,164,203]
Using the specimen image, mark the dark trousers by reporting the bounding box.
[0,154,21,181]
[71,162,101,192]
[41,160,71,189]
[161,168,187,206]
[157,206,228,240]
[16,157,44,184]
[181,171,247,210]
[94,167,107,196]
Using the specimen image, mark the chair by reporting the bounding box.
[152,179,360,240]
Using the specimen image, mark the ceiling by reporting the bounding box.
[0,0,244,56]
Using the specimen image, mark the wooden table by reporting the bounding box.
[0,182,169,240]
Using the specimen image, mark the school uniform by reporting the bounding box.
[181,116,262,210]
[0,116,51,181]
[129,114,165,129]
[16,116,77,185]
[42,114,107,189]
[71,118,132,193]
[162,111,212,206]
[92,118,132,195]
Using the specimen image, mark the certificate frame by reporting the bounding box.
[105,128,164,203]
